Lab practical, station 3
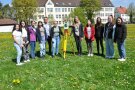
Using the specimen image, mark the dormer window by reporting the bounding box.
[48,1,52,5]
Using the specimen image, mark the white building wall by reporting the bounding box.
[34,0,115,26]
[95,7,115,24]
[0,25,14,32]
[121,14,130,22]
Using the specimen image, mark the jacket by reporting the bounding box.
[36,27,47,43]
[84,25,95,41]
[50,26,63,38]
[114,23,127,42]
[95,24,104,38]
[71,23,84,38]
[104,22,114,39]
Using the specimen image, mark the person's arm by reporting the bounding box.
[80,24,84,38]
[13,35,23,48]
[59,26,64,36]
[122,24,127,42]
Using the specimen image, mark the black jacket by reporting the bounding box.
[114,24,127,42]
[71,23,84,38]
[50,26,63,38]
[36,27,47,43]
[95,24,104,38]
[104,22,114,39]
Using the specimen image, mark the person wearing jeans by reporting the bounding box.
[50,21,63,58]
[104,15,115,59]
[12,24,24,66]
[114,17,127,61]
[28,21,36,59]
[36,21,47,58]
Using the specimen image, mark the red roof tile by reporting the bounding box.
[116,6,127,14]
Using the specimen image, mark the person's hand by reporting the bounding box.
[26,41,29,44]
[20,45,24,48]
[80,37,83,41]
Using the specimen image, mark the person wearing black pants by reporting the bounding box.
[44,17,52,55]
[71,16,84,56]
[95,17,104,55]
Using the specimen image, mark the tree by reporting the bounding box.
[127,3,135,23]
[12,0,37,23]
[70,7,87,26]
[0,2,3,18]
[80,0,101,23]
[0,2,14,19]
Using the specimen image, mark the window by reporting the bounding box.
[38,15,42,19]
[65,8,67,12]
[59,21,61,24]
[62,14,64,18]
[105,8,112,11]
[105,13,112,16]
[62,8,64,12]
[48,14,53,18]
[47,8,53,12]
[56,15,58,18]
[100,13,104,17]
[38,8,44,13]
[68,8,70,12]
[65,14,67,18]
[48,1,52,5]
[59,15,61,19]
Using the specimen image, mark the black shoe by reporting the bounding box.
[52,55,54,58]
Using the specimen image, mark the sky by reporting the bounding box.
[0,0,135,7]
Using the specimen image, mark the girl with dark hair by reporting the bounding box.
[36,21,47,58]
[95,17,104,55]
[104,15,115,59]
[20,21,30,62]
[114,17,127,61]
[12,24,24,66]
[84,20,95,56]
[28,20,37,59]
[71,16,84,56]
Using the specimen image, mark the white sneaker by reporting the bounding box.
[16,63,24,66]
[118,58,126,61]
[88,53,91,56]
[90,54,93,57]
[27,59,30,62]
[24,60,27,63]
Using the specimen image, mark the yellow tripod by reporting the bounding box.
[61,30,75,59]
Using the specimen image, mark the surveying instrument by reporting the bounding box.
[61,19,75,59]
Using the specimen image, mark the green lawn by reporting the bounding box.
[0,24,135,90]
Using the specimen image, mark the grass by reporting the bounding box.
[0,24,135,90]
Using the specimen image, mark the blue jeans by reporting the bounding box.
[52,36,60,56]
[14,43,22,64]
[30,41,36,58]
[40,36,46,57]
[117,39,126,59]
[105,39,114,58]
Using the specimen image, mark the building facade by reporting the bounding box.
[115,6,130,23]
[34,0,114,26]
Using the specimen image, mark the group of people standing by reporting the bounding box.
[12,15,127,66]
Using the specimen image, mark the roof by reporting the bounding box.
[0,19,17,25]
[101,0,114,7]
[116,6,127,14]
[37,0,114,7]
